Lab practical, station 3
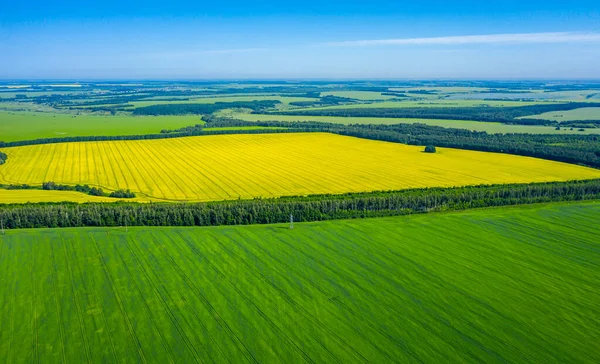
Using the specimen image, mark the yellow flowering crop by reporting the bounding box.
[1,133,599,202]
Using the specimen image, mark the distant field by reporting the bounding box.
[320,91,398,100]
[1,202,599,362]
[78,96,545,112]
[125,95,317,109]
[448,90,599,101]
[1,133,599,202]
[389,86,491,92]
[227,111,600,134]
[0,189,146,204]
[301,99,553,111]
[0,91,89,98]
[0,112,201,142]
[0,102,56,113]
[519,107,600,121]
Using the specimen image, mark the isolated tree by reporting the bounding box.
[424,145,437,153]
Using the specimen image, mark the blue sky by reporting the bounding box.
[1,0,599,79]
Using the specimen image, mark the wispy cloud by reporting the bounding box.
[323,32,600,47]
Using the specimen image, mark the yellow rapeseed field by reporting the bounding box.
[1,132,599,202]
[0,189,145,204]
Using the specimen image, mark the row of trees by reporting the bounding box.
[41,181,135,198]
[132,100,281,115]
[0,151,6,165]
[271,102,600,126]
[289,95,357,107]
[1,181,136,198]
[0,179,598,229]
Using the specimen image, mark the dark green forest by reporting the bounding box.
[132,100,281,115]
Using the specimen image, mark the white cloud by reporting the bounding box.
[323,32,600,47]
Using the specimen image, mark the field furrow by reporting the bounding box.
[169,136,259,198]
[89,234,148,363]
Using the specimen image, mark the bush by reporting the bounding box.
[109,189,136,198]
[42,181,57,190]
[6,184,33,190]
[89,187,104,196]
[424,145,437,153]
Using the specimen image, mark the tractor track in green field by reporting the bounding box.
[90,234,148,364]
[60,234,94,364]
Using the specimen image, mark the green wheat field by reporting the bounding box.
[1,202,599,363]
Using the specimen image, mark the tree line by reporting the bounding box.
[0,151,6,165]
[42,181,135,198]
[270,102,600,126]
[0,181,135,199]
[289,95,357,107]
[131,100,281,115]
[0,179,598,229]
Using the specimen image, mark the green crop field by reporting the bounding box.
[519,107,600,121]
[0,102,57,113]
[0,112,203,142]
[320,91,399,100]
[1,202,598,363]
[0,91,90,99]
[388,86,492,92]
[300,99,553,111]
[447,90,600,101]
[121,95,317,109]
[225,110,600,134]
